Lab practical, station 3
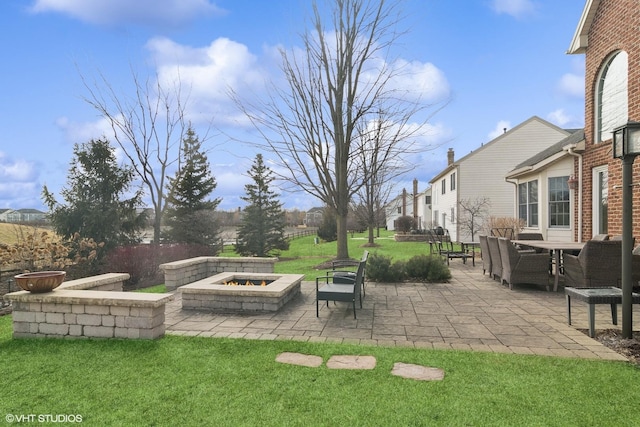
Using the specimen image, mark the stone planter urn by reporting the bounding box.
[14,271,66,293]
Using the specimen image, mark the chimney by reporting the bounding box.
[402,188,407,216]
[413,179,418,221]
[447,148,454,165]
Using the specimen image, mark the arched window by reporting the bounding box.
[596,51,628,143]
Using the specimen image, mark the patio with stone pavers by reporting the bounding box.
[165,261,639,362]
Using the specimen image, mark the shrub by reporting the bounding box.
[395,215,416,233]
[366,253,406,282]
[367,253,450,283]
[405,254,451,282]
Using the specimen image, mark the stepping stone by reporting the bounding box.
[391,362,445,381]
[275,352,323,368]
[326,355,376,370]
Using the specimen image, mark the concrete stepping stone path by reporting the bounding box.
[275,352,323,367]
[275,352,444,381]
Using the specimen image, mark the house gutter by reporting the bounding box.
[565,144,583,242]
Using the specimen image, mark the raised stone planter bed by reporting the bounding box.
[160,256,278,291]
[180,272,303,312]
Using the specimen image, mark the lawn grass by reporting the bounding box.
[275,229,434,279]
[133,284,167,293]
[0,314,638,426]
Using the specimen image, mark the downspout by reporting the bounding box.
[566,145,583,242]
[505,177,519,224]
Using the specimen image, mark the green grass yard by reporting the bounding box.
[0,314,638,426]
[2,231,639,426]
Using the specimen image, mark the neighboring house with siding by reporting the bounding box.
[567,0,640,241]
[429,116,574,242]
[0,209,43,223]
[385,181,431,231]
[304,207,324,227]
[505,129,585,242]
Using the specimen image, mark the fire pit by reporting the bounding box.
[179,272,303,312]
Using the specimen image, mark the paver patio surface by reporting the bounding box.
[165,260,639,362]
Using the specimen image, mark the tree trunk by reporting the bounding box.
[336,213,349,260]
[368,225,375,245]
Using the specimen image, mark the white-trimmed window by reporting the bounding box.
[549,176,570,227]
[597,50,628,143]
[450,172,456,191]
[518,180,538,227]
[592,166,608,235]
[441,179,446,194]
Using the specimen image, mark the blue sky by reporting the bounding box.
[0,0,586,212]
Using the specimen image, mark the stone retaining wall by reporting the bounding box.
[3,273,173,340]
[160,257,277,291]
[7,290,172,339]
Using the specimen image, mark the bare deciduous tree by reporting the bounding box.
[351,112,417,245]
[81,70,188,244]
[234,0,440,259]
[457,197,491,242]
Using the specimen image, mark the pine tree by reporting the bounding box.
[163,126,220,246]
[235,154,289,257]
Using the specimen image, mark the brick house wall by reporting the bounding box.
[577,0,640,241]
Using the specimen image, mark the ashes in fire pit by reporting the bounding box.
[179,272,303,312]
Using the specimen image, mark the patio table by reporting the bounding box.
[511,240,585,292]
[565,286,640,338]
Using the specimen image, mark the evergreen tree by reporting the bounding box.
[235,154,289,257]
[163,126,220,246]
[42,138,146,253]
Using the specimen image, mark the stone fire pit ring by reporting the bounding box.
[179,272,304,312]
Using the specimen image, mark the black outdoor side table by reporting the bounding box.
[565,287,640,338]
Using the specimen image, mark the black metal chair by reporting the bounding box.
[316,255,366,319]
[435,229,473,265]
[331,250,369,296]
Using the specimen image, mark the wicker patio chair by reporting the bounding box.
[498,238,550,290]
[478,235,491,276]
[563,240,622,288]
[487,236,502,282]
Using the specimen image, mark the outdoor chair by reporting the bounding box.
[331,250,369,297]
[487,236,502,282]
[435,229,473,265]
[498,238,550,291]
[478,235,492,276]
[514,232,546,253]
[563,240,622,288]
[316,255,366,319]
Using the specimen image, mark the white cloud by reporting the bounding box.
[546,109,583,128]
[490,0,537,18]
[56,116,114,144]
[30,0,224,28]
[385,60,450,103]
[0,152,37,182]
[146,36,269,125]
[557,73,584,99]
